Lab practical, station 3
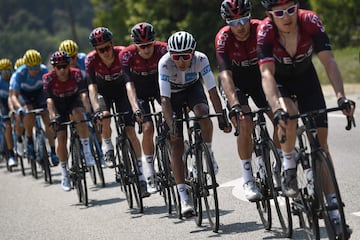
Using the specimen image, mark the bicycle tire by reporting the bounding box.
[115,142,132,208]
[314,150,349,240]
[122,139,143,213]
[294,126,320,240]
[200,143,219,233]
[18,155,25,176]
[265,140,292,237]
[90,130,105,187]
[154,143,169,211]
[30,157,38,179]
[183,140,197,220]
[39,131,52,184]
[71,137,88,206]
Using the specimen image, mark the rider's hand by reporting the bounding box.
[133,109,143,123]
[92,109,103,122]
[337,97,356,116]
[16,107,25,115]
[218,109,232,133]
[50,118,60,132]
[273,108,289,127]
[228,104,241,120]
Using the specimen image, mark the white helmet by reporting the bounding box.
[167,31,196,52]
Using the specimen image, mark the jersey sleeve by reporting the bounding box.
[158,55,171,98]
[215,26,232,72]
[257,18,276,65]
[197,52,216,90]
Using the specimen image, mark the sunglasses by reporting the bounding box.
[96,45,112,53]
[55,64,69,70]
[0,70,11,75]
[27,65,40,71]
[136,41,155,49]
[171,53,192,61]
[269,4,297,18]
[226,15,251,26]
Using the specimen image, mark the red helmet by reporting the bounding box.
[220,0,251,21]
[50,51,71,66]
[131,22,155,44]
[89,27,113,47]
[261,0,295,10]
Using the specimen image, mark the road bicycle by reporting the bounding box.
[0,115,11,172]
[85,114,105,188]
[26,108,52,184]
[177,106,222,233]
[233,107,292,237]
[291,106,355,240]
[58,119,90,206]
[105,103,143,213]
[143,98,179,215]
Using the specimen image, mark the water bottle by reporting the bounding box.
[304,168,314,196]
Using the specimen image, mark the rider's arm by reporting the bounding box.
[208,87,224,114]
[80,92,92,113]
[218,70,239,108]
[46,98,57,121]
[161,96,174,133]
[88,83,101,112]
[10,90,22,110]
[125,81,140,113]
[259,61,282,112]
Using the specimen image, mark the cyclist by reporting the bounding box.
[120,22,168,193]
[217,0,281,201]
[0,58,16,167]
[14,57,25,71]
[59,39,87,79]
[43,51,95,191]
[257,0,355,227]
[86,27,150,197]
[10,49,59,166]
[159,31,231,216]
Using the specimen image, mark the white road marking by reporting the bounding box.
[352,212,360,217]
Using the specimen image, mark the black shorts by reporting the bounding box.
[276,65,327,128]
[19,89,47,109]
[54,95,84,131]
[100,94,135,127]
[170,80,208,137]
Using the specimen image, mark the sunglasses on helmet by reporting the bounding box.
[136,41,155,49]
[226,14,251,26]
[269,4,297,18]
[171,53,192,61]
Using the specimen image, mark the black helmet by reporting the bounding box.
[261,0,295,10]
[131,22,155,44]
[50,51,71,65]
[89,27,113,47]
[220,0,251,21]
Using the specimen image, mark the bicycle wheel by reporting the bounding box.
[18,155,25,176]
[183,140,197,220]
[253,151,272,230]
[71,138,88,206]
[199,143,219,232]
[154,143,169,210]
[39,131,52,184]
[115,142,132,208]
[265,140,292,237]
[30,157,38,179]
[122,139,143,213]
[314,150,349,240]
[294,126,320,240]
[90,130,105,187]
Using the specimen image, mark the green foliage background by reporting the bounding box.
[0,0,359,83]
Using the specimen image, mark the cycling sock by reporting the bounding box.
[177,184,188,202]
[136,158,146,181]
[240,159,254,183]
[282,150,297,170]
[60,161,68,177]
[144,155,155,177]
[27,136,33,144]
[102,137,114,153]
[9,149,15,157]
[51,146,56,154]
[80,138,91,154]
[17,136,23,143]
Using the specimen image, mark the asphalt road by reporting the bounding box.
[0,91,359,240]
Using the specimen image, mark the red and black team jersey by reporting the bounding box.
[120,41,168,99]
[257,9,331,77]
[85,46,130,98]
[43,67,86,99]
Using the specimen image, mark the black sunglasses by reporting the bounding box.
[96,45,112,53]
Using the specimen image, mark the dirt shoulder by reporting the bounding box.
[322,83,360,99]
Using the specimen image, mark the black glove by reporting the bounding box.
[273,108,289,126]
[228,104,241,120]
[92,109,103,121]
[50,119,59,132]
[337,97,356,112]
[218,109,232,131]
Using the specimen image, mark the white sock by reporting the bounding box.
[282,150,297,170]
[136,158,146,181]
[144,155,155,177]
[80,138,91,154]
[177,184,188,202]
[102,137,114,153]
[240,159,254,183]
[60,161,68,177]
